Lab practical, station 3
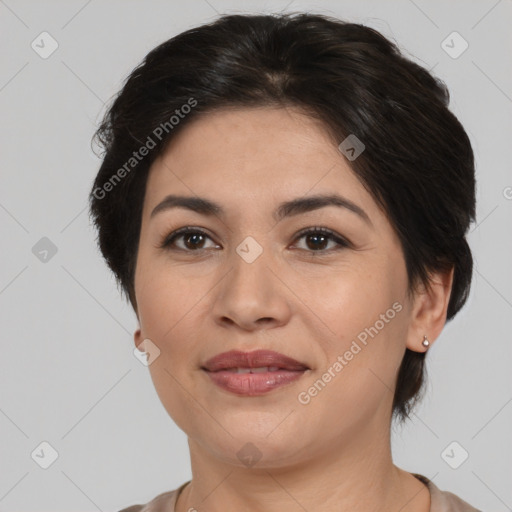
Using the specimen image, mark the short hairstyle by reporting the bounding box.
[88,12,476,423]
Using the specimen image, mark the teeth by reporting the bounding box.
[227,366,282,373]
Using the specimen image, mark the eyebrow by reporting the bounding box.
[150,193,372,226]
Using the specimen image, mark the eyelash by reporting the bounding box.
[157,226,350,255]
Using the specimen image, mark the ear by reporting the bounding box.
[405,266,454,353]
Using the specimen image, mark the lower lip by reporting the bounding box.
[204,369,307,396]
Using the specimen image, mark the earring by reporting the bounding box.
[422,335,430,348]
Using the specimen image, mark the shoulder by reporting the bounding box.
[117,490,176,512]
[117,481,190,512]
[412,473,483,512]
[118,477,484,512]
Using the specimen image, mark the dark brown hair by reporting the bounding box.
[88,12,476,423]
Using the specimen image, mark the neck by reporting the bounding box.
[175,419,430,512]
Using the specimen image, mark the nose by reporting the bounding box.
[211,245,292,331]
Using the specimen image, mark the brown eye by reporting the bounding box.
[181,232,207,250]
[293,227,349,253]
[159,228,217,251]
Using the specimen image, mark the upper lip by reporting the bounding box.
[202,350,309,372]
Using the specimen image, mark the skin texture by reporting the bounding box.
[133,106,453,512]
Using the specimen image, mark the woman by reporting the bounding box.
[89,12,481,512]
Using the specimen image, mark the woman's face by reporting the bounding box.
[133,106,423,467]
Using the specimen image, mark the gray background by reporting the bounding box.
[1,0,511,510]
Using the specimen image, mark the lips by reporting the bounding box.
[202,349,309,396]
[202,349,309,373]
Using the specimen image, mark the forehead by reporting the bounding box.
[143,107,377,221]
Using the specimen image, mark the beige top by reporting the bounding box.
[118,473,482,512]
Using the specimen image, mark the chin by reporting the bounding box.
[196,429,309,469]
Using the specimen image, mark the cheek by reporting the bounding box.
[135,265,204,430]
[304,261,405,338]
[304,257,409,391]
[135,253,193,338]
[297,280,408,430]
[135,255,216,376]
